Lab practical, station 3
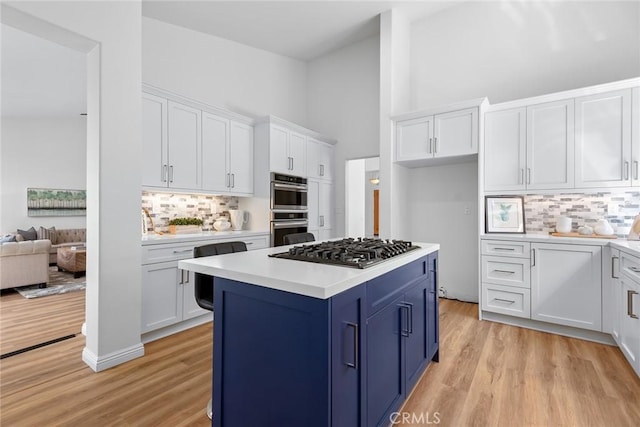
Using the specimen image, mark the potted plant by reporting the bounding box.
[168,217,203,234]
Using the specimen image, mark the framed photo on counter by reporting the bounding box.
[485,196,525,234]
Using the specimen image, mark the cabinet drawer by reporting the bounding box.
[142,243,198,264]
[482,256,530,288]
[621,252,640,283]
[367,256,428,317]
[481,240,530,258]
[481,283,531,319]
[243,235,269,250]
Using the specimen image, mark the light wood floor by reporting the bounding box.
[1,299,639,426]
[0,288,85,355]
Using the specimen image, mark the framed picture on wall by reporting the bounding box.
[485,196,525,234]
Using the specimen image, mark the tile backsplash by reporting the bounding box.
[141,191,239,231]
[524,191,640,237]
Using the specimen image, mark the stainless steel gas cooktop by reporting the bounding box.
[268,237,420,269]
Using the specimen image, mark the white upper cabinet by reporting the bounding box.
[229,122,254,195]
[396,107,479,164]
[632,87,640,187]
[142,93,168,188]
[434,108,478,157]
[270,124,306,177]
[526,99,574,190]
[201,112,229,193]
[167,101,201,190]
[484,108,526,192]
[575,89,632,188]
[396,116,434,161]
[142,87,254,195]
[307,137,334,181]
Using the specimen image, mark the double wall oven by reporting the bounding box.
[270,173,308,246]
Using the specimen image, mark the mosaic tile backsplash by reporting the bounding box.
[141,191,239,232]
[524,192,640,237]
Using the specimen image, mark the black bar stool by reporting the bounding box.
[283,232,316,245]
[193,241,247,420]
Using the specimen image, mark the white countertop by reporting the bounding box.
[481,233,640,257]
[141,230,269,246]
[178,242,440,299]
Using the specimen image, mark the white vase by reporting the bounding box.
[556,216,572,233]
[594,219,614,236]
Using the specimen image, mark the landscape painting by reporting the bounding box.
[27,188,87,217]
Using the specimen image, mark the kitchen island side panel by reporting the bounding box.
[213,278,331,427]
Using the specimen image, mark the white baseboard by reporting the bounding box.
[82,343,145,372]
[481,310,616,346]
[141,313,212,344]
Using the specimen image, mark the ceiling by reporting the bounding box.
[1,1,459,118]
[142,1,459,61]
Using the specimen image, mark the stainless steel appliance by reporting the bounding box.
[271,173,307,211]
[269,238,419,268]
[270,211,309,247]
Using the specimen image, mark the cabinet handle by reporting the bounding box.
[612,256,619,279]
[493,247,515,251]
[434,137,438,154]
[627,290,639,319]
[162,164,168,182]
[624,161,630,180]
[179,269,184,285]
[320,215,324,227]
[226,173,229,187]
[405,302,414,334]
[399,304,410,337]
[527,168,531,185]
[531,248,536,267]
[320,164,324,176]
[173,249,193,254]
[518,168,524,185]
[344,322,359,369]
[231,173,235,188]
[169,165,174,183]
[428,137,433,154]
[246,242,253,245]
[630,266,640,273]
[184,271,189,284]
[494,298,516,304]
[634,160,639,180]
[493,270,515,275]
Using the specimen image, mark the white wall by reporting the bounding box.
[406,161,479,302]
[5,1,144,371]
[1,117,86,232]
[307,35,380,237]
[345,159,365,237]
[410,1,640,109]
[142,17,308,126]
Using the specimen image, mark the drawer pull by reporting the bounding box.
[173,249,193,254]
[612,256,619,279]
[246,242,254,245]
[494,298,516,304]
[629,266,640,273]
[493,247,515,251]
[628,290,639,319]
[493,269,515,275]
[344,322,359,369]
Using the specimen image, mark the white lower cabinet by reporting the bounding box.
[141,234,269,335]
[619,251,640,376]
[481,283,530,319]
[531,243,602,331]
[308,179,333,241]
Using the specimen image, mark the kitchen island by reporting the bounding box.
[179,241,440,427]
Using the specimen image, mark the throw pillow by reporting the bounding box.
[17,226,37,241]
[0,234,16,243]
[37,226,57,244]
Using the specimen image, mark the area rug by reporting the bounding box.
[14,267,86,299]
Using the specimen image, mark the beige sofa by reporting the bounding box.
[49,228,86,264]
[0,240,51,289]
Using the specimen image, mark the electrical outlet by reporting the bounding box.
[608,203,619,215]
[438,286,446,298]
[463,206,471,215]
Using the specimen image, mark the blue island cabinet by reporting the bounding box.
[211,252,438,427]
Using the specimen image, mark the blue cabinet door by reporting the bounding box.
[428,253,439,362]
[366,294,405,427]
[404,278,428,393]
[331,284,366,427]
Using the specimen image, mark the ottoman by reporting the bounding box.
[57,246,86,278]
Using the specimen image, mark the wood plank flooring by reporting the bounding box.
[1,299,639,426]
[0,288,85,355]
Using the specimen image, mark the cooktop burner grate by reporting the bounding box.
[268,238,420,269]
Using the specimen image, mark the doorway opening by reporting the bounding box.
[345,157,379,237]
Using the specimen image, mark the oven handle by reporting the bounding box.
[273,182,308,191]
[272,221,309,229]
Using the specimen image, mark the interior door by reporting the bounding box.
[373,189,379,236]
